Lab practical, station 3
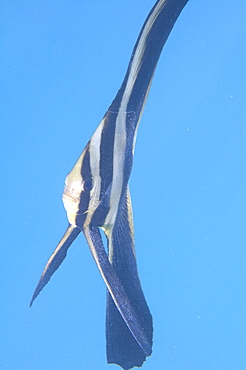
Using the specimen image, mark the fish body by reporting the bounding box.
[31,1,189,369]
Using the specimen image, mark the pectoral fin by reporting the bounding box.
[30,225,81,306]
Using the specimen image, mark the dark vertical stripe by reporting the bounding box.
[99,112,117,192]
[76,146,92,229]
[91,112,117,226]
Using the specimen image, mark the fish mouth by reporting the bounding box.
[62,192,80,213]
[62,192,79,203]
[62,192,80,226]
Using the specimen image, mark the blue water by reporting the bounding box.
[1,1,245,369]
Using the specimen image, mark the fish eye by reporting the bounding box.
[83,179,93,191]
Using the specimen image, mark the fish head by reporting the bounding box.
[62,144,101,229]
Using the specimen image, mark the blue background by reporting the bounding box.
[1,1,245,369]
